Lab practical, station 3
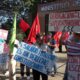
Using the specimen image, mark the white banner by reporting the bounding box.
[49,11,80,32]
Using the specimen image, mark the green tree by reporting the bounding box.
[22,0,41,21]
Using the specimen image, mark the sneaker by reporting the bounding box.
[51,73,55,77]
[21,76,24,80]
[27,76,30,80]
[50,72,56,77]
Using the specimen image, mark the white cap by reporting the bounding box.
[75,32,80,34]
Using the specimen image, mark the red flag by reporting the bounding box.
[19,19,30,32]
[27,14,40,43]
[54,32,69,47]
[61,32,69,41]
[54,32,62,47]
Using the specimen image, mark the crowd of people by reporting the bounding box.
[19,31,80,80]
[19,32,57,80]
[2,29,80,80]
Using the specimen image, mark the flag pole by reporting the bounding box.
[9,12,17,80]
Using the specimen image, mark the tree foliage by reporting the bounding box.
[0,0,53,30]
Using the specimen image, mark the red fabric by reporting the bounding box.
[54,32,62,47]
[54,32,69,47]
[19,19,30,32]
[24,37,33,45]
[27,14,40,43]
[43,35,48,43]
[62,32,69,41]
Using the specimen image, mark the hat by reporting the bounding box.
[74,32,80,34]
[76,32,80,33]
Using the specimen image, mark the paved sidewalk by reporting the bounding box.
[51,46,67,80]
[48,51,67,80]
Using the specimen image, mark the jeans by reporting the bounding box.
[52,50,57,74]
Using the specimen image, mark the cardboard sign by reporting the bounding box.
[14,42,56,75]
[49,11,80,32]
[68,55,80,80]
[0,29,8,40]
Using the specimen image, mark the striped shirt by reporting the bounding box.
[63,35,80,55]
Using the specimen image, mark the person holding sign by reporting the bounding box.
[60,32,80,80]
[33,34,51,80]
[16,29,31,80]
[47,33,57,76]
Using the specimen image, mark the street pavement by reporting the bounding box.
[0,46,67,80]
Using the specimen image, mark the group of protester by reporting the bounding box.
[0,13,80,80]
[19,31,80,80]
[20,32,57,80]
[2,26,80,80]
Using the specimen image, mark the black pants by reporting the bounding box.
[59,44,62,52]
[33,69,48,80]
[20,63,30,77]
